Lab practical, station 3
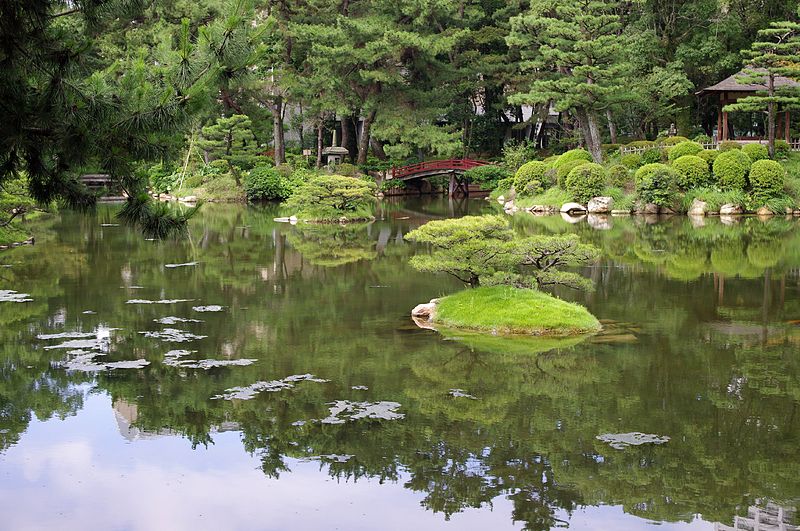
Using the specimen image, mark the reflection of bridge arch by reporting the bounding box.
[389,159,492,196]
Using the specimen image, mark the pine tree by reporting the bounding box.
[507,0,629,161]
[724,20,800,158]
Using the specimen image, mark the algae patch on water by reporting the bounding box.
[211,374,329,400]
[139,328,208,342]
[318,401,404,424]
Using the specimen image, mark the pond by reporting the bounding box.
[1,198,799,530]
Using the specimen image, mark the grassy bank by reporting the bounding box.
[434,285,601,336]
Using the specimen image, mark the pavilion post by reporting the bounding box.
[722,111,729,141]
[785,111,791,142]
[717,106,723,142]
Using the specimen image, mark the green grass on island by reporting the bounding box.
[434,285,601,336]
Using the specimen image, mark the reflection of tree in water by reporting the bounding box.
[286,222,377,267]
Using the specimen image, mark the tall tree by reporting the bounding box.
[724,20,800,157]
[507,0,629,161]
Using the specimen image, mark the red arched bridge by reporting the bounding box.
[389,159,492,196]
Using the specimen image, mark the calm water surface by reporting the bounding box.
[1,198,799,531]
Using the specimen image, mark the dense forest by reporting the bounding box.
[2,0,800,223]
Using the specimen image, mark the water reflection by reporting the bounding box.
[0,200,799,529]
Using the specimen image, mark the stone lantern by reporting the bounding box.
[321,129,350,166]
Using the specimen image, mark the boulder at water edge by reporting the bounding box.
[688,198,708,216]
[587,196,613,214]
[719,203,743,215]
[560,202,586,214]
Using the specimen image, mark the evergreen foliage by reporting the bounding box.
[514,161,549,197]
[565,163,606,204]
[673,155,712,188]
[283,175,376,221]
[748,159,787,204]
[668,141,703,161]
[713,150,752,190]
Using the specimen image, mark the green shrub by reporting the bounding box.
[697,150,718,165]
[774,139,791,159]
[641,148,664,164]
[681,187,747,213]
[556,159,590,186]
[620,153,642,169]
[668,141,703,161]
[197,175,244,202]
[748,159,786,205]
[742,143,768,162]
[147,163,179,194]
[693,134,713,144]
[719,141,742,152]
[464,165,511,190]
[635,164,678,206]
[243,165,296,201]
[602,143,621,156]
[334,163,358,177]
[672,155,712,189]
[607,164,630,188]
[713,150,751,190]
[494,177,514,194]
[284,175,376,221]
[564,163,606,204]
[626,140,656,150]
[554,149,592,172]
[513,161,549,196]
[502,140,535,172]
[659,136,689,146]
[183,173,205,189]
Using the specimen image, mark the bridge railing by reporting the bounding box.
[390,159,491,180]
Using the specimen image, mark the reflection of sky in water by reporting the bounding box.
[0,393,712,531]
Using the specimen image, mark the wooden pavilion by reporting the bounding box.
[697,69,800,142]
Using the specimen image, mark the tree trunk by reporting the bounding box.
[370,137,387,160]
[316,119,324,169]
[767,74,776,159]
[357,110,376,165]
[272,96,285,165]
[340,116,351,162]
[585,111,604,162]
[606,109,618,144]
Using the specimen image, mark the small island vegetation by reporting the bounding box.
[282,174,376,222]
[405,215,600,336]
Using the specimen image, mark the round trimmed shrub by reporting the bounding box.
[693,134,713,144]
[748,159,786,204]
[641,148,664,164]
[719,141,742,152]
[635,164,679,207]
[774,140,791,159]
[513,161,549,196]
[556,159,590,186]
[672,155,711,189]
[494,176,513,193]
[626,140,656,150]
[620,153,642,169]
[554,149,593,169]
[713,150,751,190]
[607,164,630,188]
[742,143,768,162]
[565,163,606,204]
[659,136,690,146]
[668,141,703,161]
[697,150,718,165]
[244,165,294,201]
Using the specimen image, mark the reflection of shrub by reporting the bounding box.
[747,241,780,269]
[666,247,708,281]
[713,150,751,190]
[620,153,642,169]
[465,165,511,190]
[668,141,703,161]
[284,175,376,221]
[673,155,711,189]
[286,223,377,267]
[641,148,664,164]
[635,164,678,206]
[748,159,786,204]
[742,143,768,162]
[565,163,606,203]
[710,244,744,276]
[719,141,742,152]
[556,159,590,186]
[514,161,549,196]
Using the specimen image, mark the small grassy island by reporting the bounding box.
[283,174,376,223]
[406,215,601,337]
[434,285,600,336]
